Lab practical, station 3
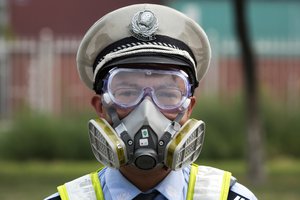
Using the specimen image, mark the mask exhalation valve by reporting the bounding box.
[134,149,157,170]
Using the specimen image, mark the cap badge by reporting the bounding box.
[131,10,158,41]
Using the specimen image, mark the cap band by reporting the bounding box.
[92,35,196,72]
[93,44,196,81]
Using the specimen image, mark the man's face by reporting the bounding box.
[90,67,200,172]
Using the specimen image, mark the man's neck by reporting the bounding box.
[119,165,171,192]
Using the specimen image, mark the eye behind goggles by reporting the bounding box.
[101,67,192,111]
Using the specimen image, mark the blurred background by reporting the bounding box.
[0,0,299,199]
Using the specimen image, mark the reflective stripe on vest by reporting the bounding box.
[58,164,231,200]
[187,164,232,200]
[57,172,104,200]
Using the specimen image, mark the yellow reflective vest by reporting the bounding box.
[58,164,232,200]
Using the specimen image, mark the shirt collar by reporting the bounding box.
[105,168,140,200]
[155,169,185,200]
[105,167,185,200]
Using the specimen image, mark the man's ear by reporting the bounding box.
[186,96,196,118]
[91,95,106,118]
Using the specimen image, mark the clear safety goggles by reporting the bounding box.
[102,67,192,111]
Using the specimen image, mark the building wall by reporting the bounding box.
[8,0,162,37]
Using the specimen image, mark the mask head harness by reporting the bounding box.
[88,67,205,170]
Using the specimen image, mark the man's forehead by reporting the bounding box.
[110,69,185,85]
[109,67,187,77]
[113,64,183,71]
[112,71,180,80]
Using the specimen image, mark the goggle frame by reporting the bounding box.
[102,67,193,112]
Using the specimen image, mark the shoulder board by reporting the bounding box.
[228,190,251,200]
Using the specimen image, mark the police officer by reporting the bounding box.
[45,4,257,200]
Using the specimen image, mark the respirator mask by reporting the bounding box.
[88,68,205,170]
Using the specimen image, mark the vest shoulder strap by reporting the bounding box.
[187,164,232,200]
[57,171,104,200]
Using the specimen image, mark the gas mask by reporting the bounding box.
[88,68,205,170]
